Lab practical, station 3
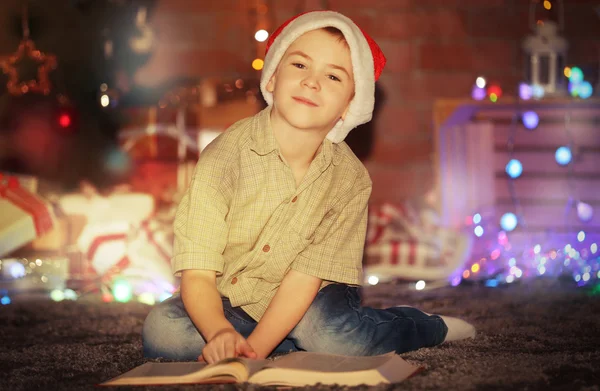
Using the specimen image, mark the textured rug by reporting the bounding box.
[2,279,599,391]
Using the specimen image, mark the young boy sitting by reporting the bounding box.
[142,10,475,364]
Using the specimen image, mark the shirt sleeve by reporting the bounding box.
[171,139,235,277]
[290,184,371,285]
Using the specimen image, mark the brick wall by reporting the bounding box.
[137,0,600,205]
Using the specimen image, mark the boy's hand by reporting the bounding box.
[199,328,257,364]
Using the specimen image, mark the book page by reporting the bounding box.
[114,362,208,379]
[267,351,396,372]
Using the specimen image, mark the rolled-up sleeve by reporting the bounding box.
[291,185,371,285]
[172,141,235,277]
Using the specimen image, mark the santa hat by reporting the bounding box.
[260,11,386,144]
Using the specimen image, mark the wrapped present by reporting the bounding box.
[0,176,54,257]
[364,202,472,283]
[77,217,175,296]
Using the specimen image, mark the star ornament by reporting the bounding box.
[1,39,57,96]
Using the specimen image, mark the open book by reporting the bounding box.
[101,351,422,387]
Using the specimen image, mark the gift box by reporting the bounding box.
[364,202,471,283]
[0,176,54,257]
[76,217,175,296]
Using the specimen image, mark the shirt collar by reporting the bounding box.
[250,106,278,156]
[250,106,342,167]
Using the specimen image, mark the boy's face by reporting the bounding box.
[266,29,354,135]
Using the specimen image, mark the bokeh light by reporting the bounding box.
[519,83,533,100]
[577,202,594,222]
[112,278,133,303]
[500,212,518,232]
[474,225,484,237]
[254,29,269,42]
[569,67,583,84]
[522,111,539,130]
[555,146,572,166]
[505,159,523,179]
[471,85,486,101]
[252,58,264,70]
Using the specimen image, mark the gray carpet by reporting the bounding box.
[2,279,600,391]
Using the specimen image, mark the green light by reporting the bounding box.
[50,289,65,302]
[569,67,583,84]
[112,278,133,303]
[589,284,600,296]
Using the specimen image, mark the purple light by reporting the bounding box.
[451,276,462,286]
[519,83,533,100]
[577,202,594,222]
[471,85,486,101]
[522,111,539,130]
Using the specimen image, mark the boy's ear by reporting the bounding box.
[341,91,355,120]
[266,74,276,93]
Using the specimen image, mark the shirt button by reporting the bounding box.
[291,196,298,203]
[262,244,271,252]
[231,277,238,285]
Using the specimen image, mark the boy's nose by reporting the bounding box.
[302,75,320,91]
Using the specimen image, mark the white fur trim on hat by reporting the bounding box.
[260,11,375,144]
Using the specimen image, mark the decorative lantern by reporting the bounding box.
[521,1,568,96]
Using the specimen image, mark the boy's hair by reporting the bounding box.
[322,26,349,48]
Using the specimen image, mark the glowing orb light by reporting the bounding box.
[500,212,518,232]
[471,85,486,101]
[569,67,584,84]
[112,278,133,303]
[578,81,593,99]
[522,111,539,130]
[577,202,594,222]
[505,159,523,179]
[519,83,533,100]
[532,84,545,99]
[555,146,572,166]
[474,226,484,237]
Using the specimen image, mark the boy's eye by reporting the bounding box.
[328,75,341,82]
[292,63,306,69]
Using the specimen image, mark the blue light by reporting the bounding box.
[500,212,518,232]
[9,262,26,279]
[532,84,545,99]
[473,213,482,224]
[555,146,572,166]
[1,295,11,305]
[505,159,523,179]
[522,111,539,130]
[578,81,593,99]
[485,279,499,288]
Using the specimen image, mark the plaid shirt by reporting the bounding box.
[173,107,371,320]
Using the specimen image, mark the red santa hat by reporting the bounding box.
[260,11,386,144]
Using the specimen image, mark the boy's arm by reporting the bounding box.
[246,184,371,357]
[246,269,322,359]
[180,270,235,341]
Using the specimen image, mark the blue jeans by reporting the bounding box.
[142,284,448,360]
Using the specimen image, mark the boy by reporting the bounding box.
[143,10,475,364]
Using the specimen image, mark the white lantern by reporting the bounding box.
[522,20,568,97]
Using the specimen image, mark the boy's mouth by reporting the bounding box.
[292,96,318,107]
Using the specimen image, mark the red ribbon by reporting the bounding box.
[0,176,53,236]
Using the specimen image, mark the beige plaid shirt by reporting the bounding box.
[173,107,371,320]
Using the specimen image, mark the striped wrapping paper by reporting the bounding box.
[364,203,471,282]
